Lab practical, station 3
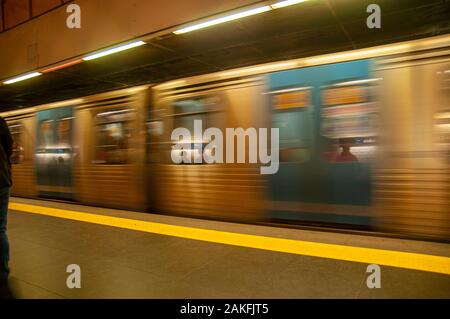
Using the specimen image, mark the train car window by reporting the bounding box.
[171,94,224,164]
[272,88,311,111]
[146,109,165,163]
[320,81,379,162]
[8,124,24,164]
[173,95,222,129]
[57,117,73,148]
[94,109,133,164]
[271,87,312,163]
[39,120,54,148]
[435,67,450,155]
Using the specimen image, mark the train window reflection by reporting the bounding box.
[39,120,54,148]
[9,124,23,164]
[146,109,165,164]
[171,94,224,164]
[147,121,163,137]
[320,82,378,162]
[57,118,72,147]
[173,95,222,132]
[435,67,450,153]
[94,109,133,164]
[321,137,376,163]
[271,87,312,163]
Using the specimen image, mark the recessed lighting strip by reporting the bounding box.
[173,5,272,34]
[173,1,310,35]
[270,0,309,9]
[1,40,147,85]
[3,72,42,85]
[82,40,146,61]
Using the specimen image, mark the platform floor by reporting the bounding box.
[4,197,450,299]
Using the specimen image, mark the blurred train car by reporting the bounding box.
[2,87,149,210]
[4,107,37,198]
[149,76,268,222]
[1,35,449,240]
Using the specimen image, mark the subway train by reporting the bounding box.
[2,35,449,240]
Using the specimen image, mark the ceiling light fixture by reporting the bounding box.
[173,5,272,34]
[3,72,42,85]
[270,0,309,9]
[82,40,146,61]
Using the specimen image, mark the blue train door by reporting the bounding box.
[36,106,74,200]
[269,83,314,207]
[268,60,376,227]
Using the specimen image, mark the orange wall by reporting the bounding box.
[0,2,3,32]
[31,0,63,17]
[3,0,30,29]
[1,0,67,31]
[0,0,261,80]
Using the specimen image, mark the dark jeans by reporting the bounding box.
[0,187,10,276]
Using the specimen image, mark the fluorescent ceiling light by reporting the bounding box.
[3,72,42,85]
[173,5,272,34]
[83,40,146,61]
[270,0,309,9]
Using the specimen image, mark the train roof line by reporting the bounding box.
[2,34,450,118]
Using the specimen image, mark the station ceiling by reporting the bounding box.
[0,0,449,111]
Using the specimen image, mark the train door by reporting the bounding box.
[268,60,376,227]
[268,74,314,207]
[36,106,74,200]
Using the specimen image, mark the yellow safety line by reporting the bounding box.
[9,202,450,275]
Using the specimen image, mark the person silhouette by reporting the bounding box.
[0,116,13,299]
[335,139,358,162]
